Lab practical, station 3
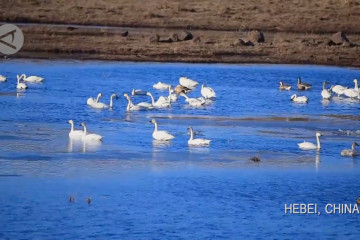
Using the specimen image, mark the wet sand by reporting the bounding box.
[1,0,360,66]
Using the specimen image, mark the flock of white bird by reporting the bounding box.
[84,76,215,145]
[280,77,359,156]
[1,72,358,154]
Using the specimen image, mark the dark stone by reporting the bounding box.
[247,30,265,43]
[328,31,349,45]
[120,31,129,37]
[179,31,193,41]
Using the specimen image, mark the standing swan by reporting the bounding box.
[321,81,332,100]
[16,75,27,89]
[81,122,103,141]
[201,84,216,98]
[150,119,174,141]
[298,132,322,150]
[20,74,44,82]
[67,120,83,139]
[341,142,359,157]
[188,127,210,146]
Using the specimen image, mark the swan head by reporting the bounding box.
[187,126,193,131]
[150,119,156,124]
[279,81,283,86]
[67,120,74,124]
[97,93,102,97]
[354,79,358,83]
[297,77,301,83]
[123,93,129,99]
[290,94,297,100]
[81,122,86,127]
[316,132,322,137]
[146,92,152,97]
[111,93,118,99]
[131,89,135,96]
[324,81,329,85]
[353,142,359,148]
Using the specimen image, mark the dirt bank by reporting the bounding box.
[1,0,360,66]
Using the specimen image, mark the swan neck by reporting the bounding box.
[316,136,321,149]
[190,128,194,140]
[96,95,101,103]
[70,122,74,132]
[110,96,113,108]
[126,98,131,111]
[83,125,87,135]
[153,122,158,132]
[354,81,359,91]
[149,94,155,105]
[322,82,326,90]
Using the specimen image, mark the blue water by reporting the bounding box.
[0,60,360,239]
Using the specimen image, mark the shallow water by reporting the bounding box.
[0,60,360,239]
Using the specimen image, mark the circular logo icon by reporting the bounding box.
[0,24,24,55]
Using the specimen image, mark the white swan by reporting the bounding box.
[331,85,347,96]
[131,89,147,96]
[20,74,44,82]
[344,79,359,99]
[291,94,308,103]
[180,93,205,107]
[146,92,171,108]
[201,84,216,98]
[89,93,118,109]
[169,86,177,102]
[188,127,210,146]
[179,77,198,89]
[124,93,146,111]
[0,75,6,82]
[321,81,332,100]
[16,75,27,89]
[81,122,103,141]
[341,142,359,157]
[150,119,174,141]
[87,93,102,105]
[298,132,322,150]
[67,120,83,139]
[153,82,171,90]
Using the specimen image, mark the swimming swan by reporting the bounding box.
[0,75,6,82]
[67,120,83,139]
[169,86,178,102]
[188,127,210,146]
[297,77,312,90]
[321,81,332,100]
[343,79,359,99]
[20,74,44,82]
[150,119,174,141]
[298,132,322,150]
[87,93,102,105]
[179,77,198,89]
[146,92,171,108]
[16,75,27,89]
[291,94,308,103]
[131,89,147,96]
[201,84,216,98]
[153,82,171,90]
[331,85,347,96]
[81,122,103,141]
[279,81,291,90]
[89,93,118,109]
[124,93,146,111]
[341,142,359,157]
[180,93,205,107]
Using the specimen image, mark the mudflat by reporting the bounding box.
[1,0,360,66]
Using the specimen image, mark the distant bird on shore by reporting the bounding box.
[297,77,312,90]
[120,31,128,37]
[279,81,291,90]
[291,94,308,103]
[341,142,359,157]
[298,132,322,150]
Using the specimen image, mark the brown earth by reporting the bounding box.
[1,0,360,66]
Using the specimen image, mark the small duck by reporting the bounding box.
[341,142,359,157]
[153,81,171,90]
[297,77,312,90]
[279,81,291,90]
[174,85,191,95]
[291,94,308,103]
[187,127,210,146]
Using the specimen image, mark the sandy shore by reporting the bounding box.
[1,0,360,66]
